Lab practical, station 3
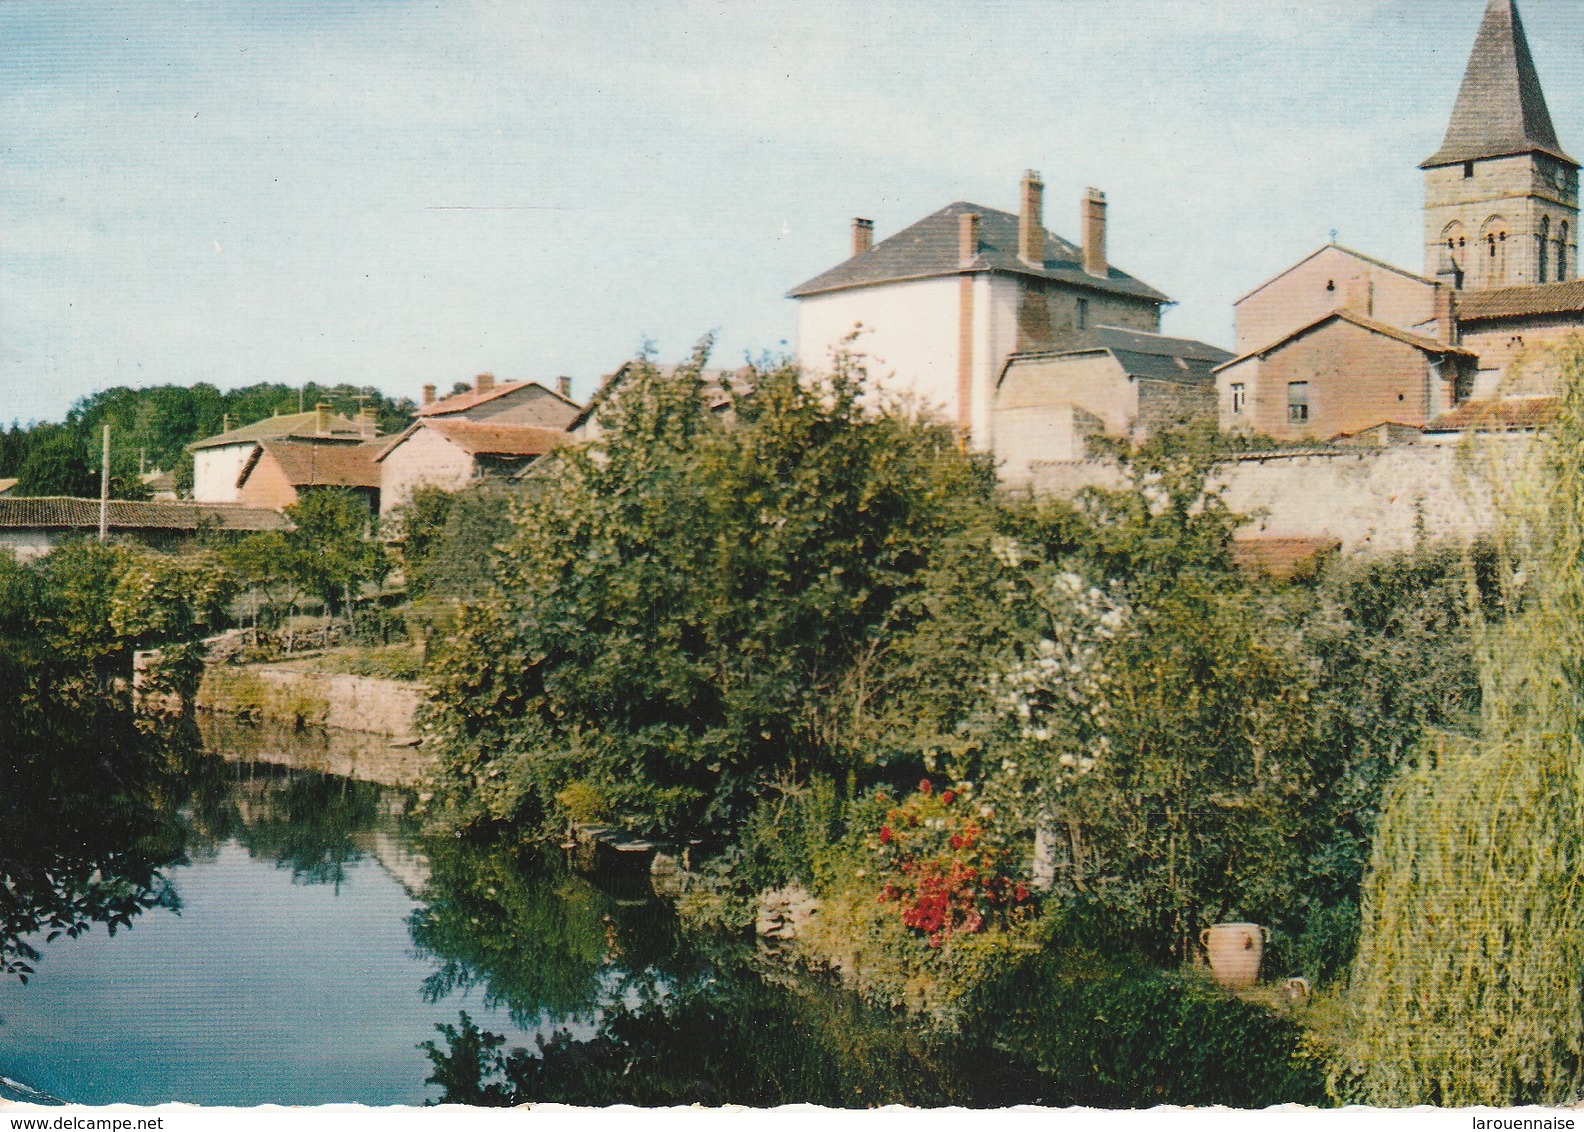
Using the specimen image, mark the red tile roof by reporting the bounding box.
[0,498,291,532]
[1455,280,1584,322]
[1215,308,1472,372]
[1431,396,1560,432]
[417,380,577,418]
[377,419,567,461]
[245,439,384,489]
[188,409,367,451]
[1232,536,1342,581]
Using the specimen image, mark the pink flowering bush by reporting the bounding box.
[868,779,1035,949]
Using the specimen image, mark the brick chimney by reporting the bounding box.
[475,372,495,394]
[1082,188,1108,278]
[1019,170,1044,266]
[852,218,874,258]
[959,212,981,266]
[555,375,573,400]
[422,383,436,406]
[314,401,332,434]
[356,406,378,438]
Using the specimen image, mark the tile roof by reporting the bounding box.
[1430,396,1560,432]
[1231,536,1342,582]
[1003,326,1233,387]
[1455,279,1584,321]
[377,419,568,461]
[417,380,579,418]
[244,439,384,489]
[568,363,751,432]
[0,497,291,532]
[1215,309,1472,372]
[188,410,367,451]
[1421,0,1575,169]
[787,201,1170,304]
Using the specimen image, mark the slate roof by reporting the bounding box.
[1455,279,1584,321]
[188,410,367,451]
[376,419,567,461]
[1422,0,1576,169]
[1003,326,1233,387]
[242,438,384,490]
[0,497,291,532]
[1430,396,1560,432]
[1215,309,1474,372]
[787,201,1170,304]
[417,379,580,419]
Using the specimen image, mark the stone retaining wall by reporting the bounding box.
[196,664,422,740]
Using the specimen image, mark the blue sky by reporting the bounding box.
[3,0,1581,424]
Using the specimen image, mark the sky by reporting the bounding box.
[2,0,1582,425]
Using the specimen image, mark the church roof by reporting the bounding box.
[787,201,1170,304]
[1455,279,1584,321]
[1421,0,1576,170]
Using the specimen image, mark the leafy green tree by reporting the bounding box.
[424,346,994,839]
[281,489,388,614]
[16,427,96,496]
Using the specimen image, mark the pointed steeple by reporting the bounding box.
[1422,0,1576,170]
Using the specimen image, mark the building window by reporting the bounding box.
[1231,383,1246,415]
[1563,222,1572,280]
[1287,382,1310,424]
[1076,298,1089,330]
[1464,160,1476,179]
[1540,217,1552,284]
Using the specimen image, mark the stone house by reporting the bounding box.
[189,405,372,504]
[994,328,1231,485]
[789,172,1171,449]
[1216,311,1475,442]
[417,372,579,429]
[0,497,288,562]
[1451,279,1584,399]
[234,437,384,514]
[376,419,566,515]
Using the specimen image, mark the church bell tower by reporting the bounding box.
[1422,0,1578,290]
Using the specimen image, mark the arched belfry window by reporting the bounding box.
[1540,217,1551,284]
[1480,217,1509,287]
[1441,221,1467,285]
[1562,222,1573,281]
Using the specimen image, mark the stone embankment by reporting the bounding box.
[195,663,422,742]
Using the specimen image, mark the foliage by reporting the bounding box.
[867,780,1035,947]
[281,489,387,612]
[423,345,995,840]
[1343,339,1584,1106]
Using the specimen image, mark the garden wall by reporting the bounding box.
[196,663,422,741]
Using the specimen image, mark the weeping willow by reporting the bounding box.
[1343,338,1584,1106]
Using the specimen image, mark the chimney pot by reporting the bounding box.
[475,372,495,393]
[1082,187,1108,279]
[556,375,573,400]
[851,217,874,257]
[422,383,436,406]
[959,212,982,266]
[314,401,332,433]
[356,406,378,438]
[1019,170,1045,266]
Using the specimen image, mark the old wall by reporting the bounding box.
[378,426,474,514]
[1235,246,1437,353]
[193,443,255,503]
[1027,436,1521,554]
[236,451,300,511]
[1136,379,1217,436]
[1459,318,1584,397]
[197,664,422,740]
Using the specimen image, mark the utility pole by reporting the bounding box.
[98,424,110,542]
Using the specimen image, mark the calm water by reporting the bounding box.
[0,720,661,1107]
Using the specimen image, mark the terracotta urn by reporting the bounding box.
[1199,922,1268,990]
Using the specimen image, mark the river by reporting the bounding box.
[0,714,1007,1108]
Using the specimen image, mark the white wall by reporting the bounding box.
[192,443,257,503]
[796,277,961,431]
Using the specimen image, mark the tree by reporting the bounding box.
[281,489,388,615]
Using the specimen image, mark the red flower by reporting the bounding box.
[1014,884,1029,902]
[941,789,956,804]
[918,779,932,795]
[879,825,893,845]
[948,834,963,850]
[874,791,889,805]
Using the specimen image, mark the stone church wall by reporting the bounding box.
[1026,435,1526,554]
